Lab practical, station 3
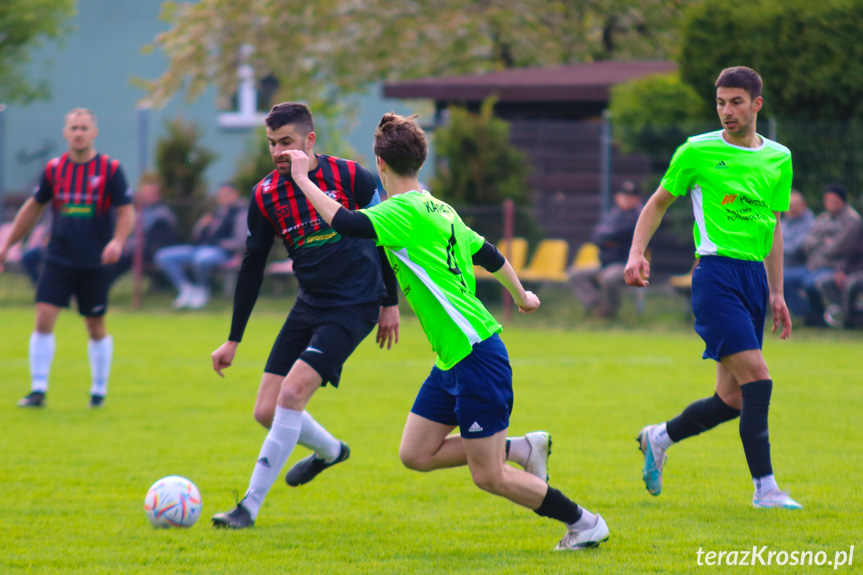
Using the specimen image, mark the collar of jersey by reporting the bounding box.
[718,130,766,152]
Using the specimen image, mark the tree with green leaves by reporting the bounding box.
[140,0,693,113]
[680,0,863,121]
[0,0,76,103]
[609,72,706,159]
[430,97,541,244]
[154,117,217,239]
[678,0,863,200]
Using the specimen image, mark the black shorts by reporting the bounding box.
[36,261,111,317]
[264,299,380,387]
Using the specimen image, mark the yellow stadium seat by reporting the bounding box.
[570,242,601,272]
[475,237,528,280]
[520,239,570,282]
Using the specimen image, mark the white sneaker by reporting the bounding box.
[524,431,551,482]
[753,489,803,510]
[554,514,609,550]
[172,285,194,309]
[187,287,209,310]
[637,424,667,496]
[824,304,843,328]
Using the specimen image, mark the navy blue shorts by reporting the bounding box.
[264,299,379,386]
[411,333,513,439]
[35,261,111,316]
[692,256,768,361]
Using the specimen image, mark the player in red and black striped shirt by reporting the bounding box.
[211,103,400,528]
[0,108,136,409]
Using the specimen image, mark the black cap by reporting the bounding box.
[617,181,640,196]
[824,183,847,202]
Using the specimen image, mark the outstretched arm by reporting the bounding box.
[493,260,540,313]
[624,187,676,287]
[765,215,792,339]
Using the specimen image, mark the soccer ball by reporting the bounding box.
[144,476,202,528]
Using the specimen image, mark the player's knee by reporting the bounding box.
[398,448,432,472]
[469,467,504,494]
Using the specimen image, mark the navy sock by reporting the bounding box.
[666,392,741,442]
[740,379,773,478]
[533,486,582,524]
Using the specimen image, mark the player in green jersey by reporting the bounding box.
[281,113,610,550]
[624,66,801,509]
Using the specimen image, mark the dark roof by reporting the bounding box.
[383,60,677,103]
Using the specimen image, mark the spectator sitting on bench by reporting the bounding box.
[108,174,180,285]
[783,183,862,326]
[154,182,247,310]
[781,189,814,268]
[817,224,863,329]
[568,180,642,318]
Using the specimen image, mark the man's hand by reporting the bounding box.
[101,239,123,265]
[376,305,400,350]
[624,254,650,287]
[515,290,541,313]
[769,293,792,340]
[284,150,311,182]
[212,340,239,377]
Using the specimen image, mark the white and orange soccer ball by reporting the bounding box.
[144,476,202,528]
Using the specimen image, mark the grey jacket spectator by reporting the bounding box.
[190,198,247,254]
[803,185,862,271]
[569,180,643,318]
[592,181,643,266]
[782,190,814,267]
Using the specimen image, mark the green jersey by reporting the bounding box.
[661,130,792,261]
[361,190,501,370]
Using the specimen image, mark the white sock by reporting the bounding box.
[753,474,778,496]
[88,335,113,397]
[567,508,598,531]
[652,422,674,450]
[506,437,531,467]
[29,332,56,393]
[298,411,342,462]
[242,406,302,519]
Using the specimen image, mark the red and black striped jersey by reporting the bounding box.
[33,152,131,269]
[246,154,386,307]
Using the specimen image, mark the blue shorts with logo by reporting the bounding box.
[692,256,768,361]
[410,333,513,439]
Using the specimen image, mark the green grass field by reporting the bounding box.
[1,298,861,574]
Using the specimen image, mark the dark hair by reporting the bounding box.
[373,113,427,177]
[824,182,848,202]
[265,102,315,134]
[715,66,763,101]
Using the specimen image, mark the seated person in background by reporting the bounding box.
[108,174,179,284]
[19,219,51,286]
[816,225,863,329]
[154,182,247,310]
[568,180,642,318]
[781,189,814,268]
[783,183,862,326]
